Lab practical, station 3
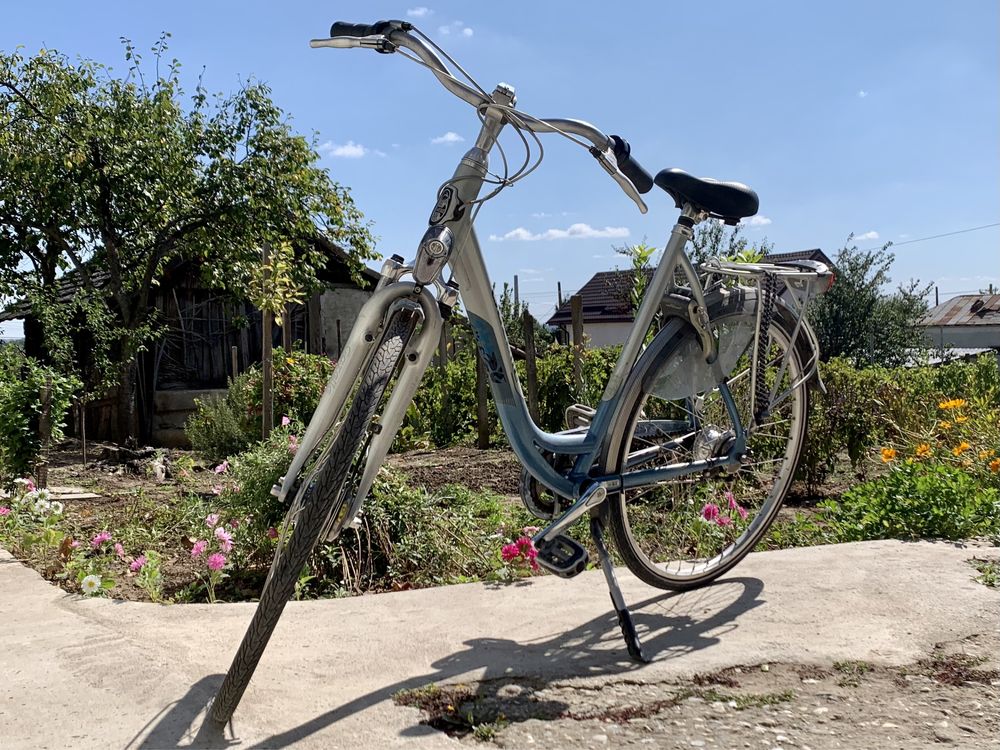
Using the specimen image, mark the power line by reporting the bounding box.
[861,222,1000,251]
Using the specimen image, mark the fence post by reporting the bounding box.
[36,376,52,489]
[261,243,274,439]
[438,319,451,437]
[230,345,239,382]
[571,294,584,397]
[522,309,539,423]
[476,345,490,449]
[79,402,87,467]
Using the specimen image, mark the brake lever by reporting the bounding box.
[309,35,396,53]
[590,146,648,214]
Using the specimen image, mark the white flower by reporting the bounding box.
[36,489,51,502]
[49,501,64,515]
[81,575,102,595]
[13,478,31,489]
[33,498,51,514]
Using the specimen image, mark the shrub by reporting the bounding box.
[0,346,80,480]
[186,347,333,461]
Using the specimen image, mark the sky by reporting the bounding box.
[1,0,997,337]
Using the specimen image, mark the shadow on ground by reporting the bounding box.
[132,575,764,748]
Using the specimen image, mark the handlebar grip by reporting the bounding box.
[329,20,411,37]
[609,135,653,195]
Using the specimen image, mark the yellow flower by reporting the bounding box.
[952,441,971,457]
[938,398,967,410]
[980,449,996,460]
[286,358,296,365]
[990,458,1000,474]
[915,443,932,458]
[955,415,969,424]
[939,420,952,430]
[881,447,897,463]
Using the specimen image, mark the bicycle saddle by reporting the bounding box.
[654,168,759,225]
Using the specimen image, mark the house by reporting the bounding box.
[921,294,1000,351]
[0,236,379,446]
[546,249,833,347]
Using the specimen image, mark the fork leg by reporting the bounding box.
[589,516,649,663]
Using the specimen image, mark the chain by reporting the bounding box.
[753,271,778,425]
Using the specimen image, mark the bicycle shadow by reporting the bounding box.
[132,575,764,748]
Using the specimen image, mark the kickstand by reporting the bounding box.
[589,516,650,664]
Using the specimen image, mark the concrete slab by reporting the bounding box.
[1,540,997,749]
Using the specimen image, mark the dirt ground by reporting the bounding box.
[399,633,1000,749]
[388,446,524,496]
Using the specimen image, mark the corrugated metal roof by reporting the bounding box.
[922,294,1000,327]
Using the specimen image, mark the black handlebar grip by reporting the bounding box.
[609,135,653,194]
[330,20,411,37]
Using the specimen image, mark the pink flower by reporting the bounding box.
[205,513,220,528]
[281,415,291,427]
[715,515,733,527]
[700,503,720,522]
[266,527,279,539]
[0,507,10,516]
[91,531,112,549]
[725,491,738,510]
[737,505,749,521]
[130,555,147,572]
[501,543,520,562]
[229,518,240,529]
[214,526,234,553]
[191,540,208,558]
[70,540,81,549]
[206,553,227,571]
[114,542,126,559]
[213,461,229,475]
[25,479,35,493]
[522,526,540,535]
[288,434,299,454]
[211,485,223,496]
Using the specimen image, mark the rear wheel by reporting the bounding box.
[607,310,808,591]
[210,313,413,723]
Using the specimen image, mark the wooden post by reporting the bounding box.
[571,294,584,396]
[513,275,519,307]
[475,345,490,449]
[336,319,343,359]
[934,285,939,307]
[439,319,451,436]
[282,303,293,351]
[230,345,239,382]
[79,402,87,467]
[261,244,274,439]
[557,281,563,307]
[37,376,52,488]
[522,309,539,423]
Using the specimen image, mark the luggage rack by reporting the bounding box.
[699,257,833,418]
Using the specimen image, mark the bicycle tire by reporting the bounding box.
[210,313,412,723]
[607,308,808,591]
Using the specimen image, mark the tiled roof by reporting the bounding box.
[922,294,1000,327]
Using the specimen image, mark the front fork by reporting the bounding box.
[273,270,444,516]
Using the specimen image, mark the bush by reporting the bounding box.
[0,346,80,480]
[186,347,333,461]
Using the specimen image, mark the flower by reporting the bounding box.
[915,443,932,458]
[35,488,51,502]
[955,415,969,424]
[288,434,299,454]
[211,485,224,496]
[32,497,51,514]
[191,540,208,558]
[952,441,971,457]
[700,503,720,522]
[0,507,10,516]
[715,515,733,527]
[205,513,221,528]
[938,398,966,410]
[114,543,126,559]
[70,540,81,549]
[501,543,520,562]
[214,526,234,553]
[206,553,227,571]
[81,575,102,595]
[281,415,291,427]
[91,531,112,549]
[737,505,749,521]
[880,447,897,463]
[213,461,229,475]
[979,449,996,460]
[725,491,738,510]
[49,501,63,515]
[130,555,147,572]
[266,527,279,539]
[989,458,1000,474]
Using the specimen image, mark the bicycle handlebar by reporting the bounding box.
[311,20,652,213]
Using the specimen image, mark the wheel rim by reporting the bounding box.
[616,319,806,583]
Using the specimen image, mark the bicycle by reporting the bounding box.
[210,18,833,724]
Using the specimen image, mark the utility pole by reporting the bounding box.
[935,285,939,307]
[513,274,519,307]
[557,281,563,307]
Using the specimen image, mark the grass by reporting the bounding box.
[833,660,874,687]
[969,557,999,588]
[699,688,796,710]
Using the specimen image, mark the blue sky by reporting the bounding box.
[2,0,997,337]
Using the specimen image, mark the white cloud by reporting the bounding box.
[439,20,473,36]
[858,90,869,98]
[489,223,630,242]
[855,230,879,241]
[431,131,465,145]
[406,7,431,18]
[741,215,772,228]
[319,140,369,158]
[518,268,544,275]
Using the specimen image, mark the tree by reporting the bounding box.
[688,220,773,266]
[810,240,930,368]
[0,39,374,441]
[497,282,552,350]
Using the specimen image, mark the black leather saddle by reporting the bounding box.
[654,168,759,225]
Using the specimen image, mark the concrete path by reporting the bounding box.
[2,540,997,749]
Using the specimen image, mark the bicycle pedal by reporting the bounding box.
[536,534,589,578]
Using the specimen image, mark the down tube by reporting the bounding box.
[447,224,585,498]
